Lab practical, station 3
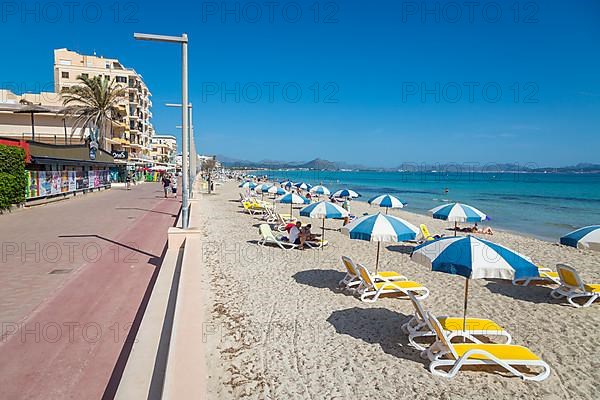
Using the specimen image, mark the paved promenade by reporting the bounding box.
[0,183,180,399]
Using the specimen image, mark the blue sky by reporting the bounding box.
[2,0,599,167]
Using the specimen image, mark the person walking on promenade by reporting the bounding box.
[171,177,178,197]
[125,173,131,190]
[161,174,171,198]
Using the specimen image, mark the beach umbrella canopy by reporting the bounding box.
[430,202,488,222]
[277,192,310,216]
[411,235,539,333]
[254,183,273,193]
[332,189,360,198]
[267,186,287,195]
[294,182,312,191]
[300,201,348,219]
[560,225,600,251]
[267,186,288,207]
[368,194,407,213]
[430,202,488,236]
[280,180,294,189]
[254,183,273,200]
[239,181,257,189]
[342,213,419,271]
[310,185,331,196]
[300,201,348,245]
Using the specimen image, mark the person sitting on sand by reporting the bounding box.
[302,224,319,241]
[289,221,306,249]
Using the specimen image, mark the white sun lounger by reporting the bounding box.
[401,292,511,351]
[423,312,550,381]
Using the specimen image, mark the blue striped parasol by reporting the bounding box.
[300,201,348,245]
[368,194,407,213]
[411,235,539,332]
[341,213,419,271]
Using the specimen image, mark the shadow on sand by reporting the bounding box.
[293,269,346,291]
[326,307,424,362]
[386,244,416,255]
[485,280,555,304]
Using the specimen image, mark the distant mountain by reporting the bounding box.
[218,155,342,170]
[393,162,600,173]
[217,155,600,173]
[297,158,339,170]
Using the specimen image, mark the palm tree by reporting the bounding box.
[61,76,126,149]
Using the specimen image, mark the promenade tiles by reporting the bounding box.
[0,183,180,399]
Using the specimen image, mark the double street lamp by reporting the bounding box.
[166,102,196,199]
[134,32,190,229]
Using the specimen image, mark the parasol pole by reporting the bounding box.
[375,241,381,273]
[290,201,293,218]
[321,218,325,250]
[454,221,457,237]
[463,277,469,342]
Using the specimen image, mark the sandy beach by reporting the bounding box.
[199,181,599,400]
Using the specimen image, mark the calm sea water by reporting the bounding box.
[259,170,600,241]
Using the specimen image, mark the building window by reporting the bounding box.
[116,76,127,83]
[80,73,89,79]
[59,59,71,66]
[61,71,69,79]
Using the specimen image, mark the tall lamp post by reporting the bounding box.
[134,32,190,229]
[166,102,196,198]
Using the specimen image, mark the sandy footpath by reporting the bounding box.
[199,181,599,400]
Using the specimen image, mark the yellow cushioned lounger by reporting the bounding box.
[512,265,560,286]
[338,256,407,289]
[401,293,511,350]
[356,264,429,303]
[550,264,600,307]
[424,312,550,381]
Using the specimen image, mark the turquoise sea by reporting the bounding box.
[259,170,600,241]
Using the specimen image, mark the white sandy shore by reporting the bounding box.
[198,181,599,400]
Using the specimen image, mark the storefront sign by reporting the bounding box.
[112,150,128,160]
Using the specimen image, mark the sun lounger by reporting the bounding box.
[423,312,550,381]
[339,256,407,289]
[262,207,280,223]
[258,224,298,250]
[355,264,429,302]
[419,224,444,243]
[401,293,511,351]
[275,213,296,231]
[242,201,262,215]
[512,265,560,286]
[304,239,329,249]
[550,264,600,307]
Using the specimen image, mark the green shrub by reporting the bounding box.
[0,145,27,212]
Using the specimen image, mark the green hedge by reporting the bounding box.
[0,144,27,211]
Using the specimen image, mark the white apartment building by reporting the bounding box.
[54,48,154,166]
[151,134,177,167]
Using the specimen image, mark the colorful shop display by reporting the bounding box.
[26,169,110,199]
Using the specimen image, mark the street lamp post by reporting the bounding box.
[167,102,196,199]
[134,32,190,229]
